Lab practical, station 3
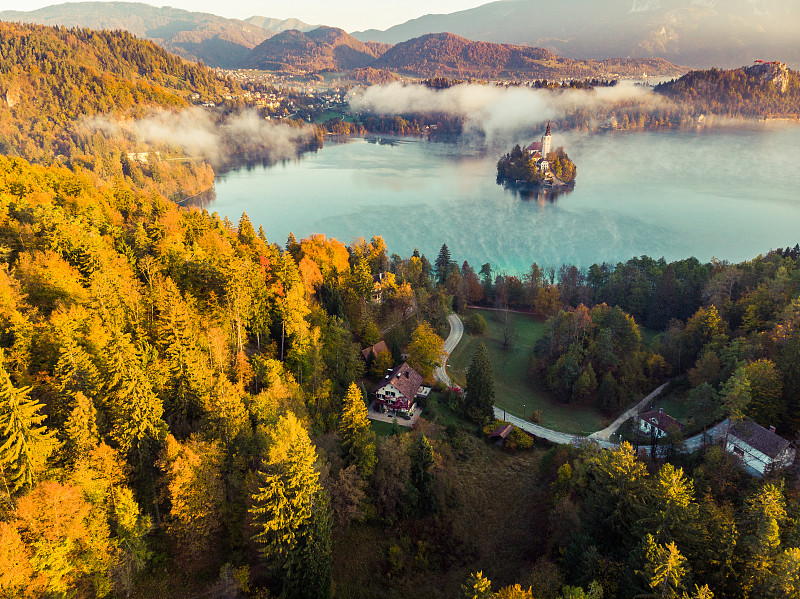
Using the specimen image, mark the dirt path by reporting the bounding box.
[588,383,669,442]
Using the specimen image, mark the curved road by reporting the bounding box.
[435,313,731,452]
[434,313,463,387]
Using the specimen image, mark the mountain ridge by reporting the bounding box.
[244,28,684,79]
[352,0,800,69]
[0,2,312,68]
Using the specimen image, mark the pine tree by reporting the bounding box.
[250,412,331,598]
[435,243,452,286]
[339,383,376,477]
[0,351,58,494]
[410,433,436,515]
[466,343,495,423]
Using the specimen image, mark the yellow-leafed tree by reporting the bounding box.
[250,412,332,598]
[339,383,376,477]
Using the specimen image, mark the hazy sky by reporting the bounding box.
[0,0,493,31]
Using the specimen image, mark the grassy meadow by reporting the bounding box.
[448,309,612,435]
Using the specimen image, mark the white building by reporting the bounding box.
[726,420,795,477]
[639,409,682,439]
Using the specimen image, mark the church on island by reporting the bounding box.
[524,120,552,175]
[496,121,575,194]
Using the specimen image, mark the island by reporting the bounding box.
[496,122,577,197]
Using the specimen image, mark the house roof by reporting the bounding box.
[361,340,388,361]
[640,410,682,432]
[730,420,791,459]
[490,424,514,439]
[373,362,423,399]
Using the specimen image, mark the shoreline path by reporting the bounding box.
[433,313,729,451]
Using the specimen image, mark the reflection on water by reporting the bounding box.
[497,179,575,204]
[208,129,800,274]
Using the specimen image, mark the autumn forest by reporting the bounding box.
[0,18,799,599]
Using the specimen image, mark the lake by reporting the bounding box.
[207,126,800,274]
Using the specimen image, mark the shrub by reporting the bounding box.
[465,312,488,335]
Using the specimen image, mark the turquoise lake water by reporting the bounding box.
[208,126,800,274]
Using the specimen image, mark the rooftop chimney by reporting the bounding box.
[770,425,777,433]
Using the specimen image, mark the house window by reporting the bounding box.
[733,446,745,457]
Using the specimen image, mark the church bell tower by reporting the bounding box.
[542,120,552,158]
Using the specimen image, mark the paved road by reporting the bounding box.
[434,313,463,387]
[433,313,728,455]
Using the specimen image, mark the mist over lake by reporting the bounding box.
[208,126,800,274]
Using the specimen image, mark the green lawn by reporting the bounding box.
[370,419,411,437]
[314,109,356,124]
[448,309,611,435]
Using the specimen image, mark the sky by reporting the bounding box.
[0,0,494,31]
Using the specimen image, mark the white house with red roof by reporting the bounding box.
[372,362,425,416]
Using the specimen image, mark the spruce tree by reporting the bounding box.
[0,350,58,494]
[250,412,331,598]
[435,243,452,286]
[410,433,436,514]
[339,383,376,478]
[466,343,495,423]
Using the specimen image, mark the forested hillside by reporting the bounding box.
[0,2,277,68]
[373,33,683,80]
[655,62,800,117]
[0,21,238,200]
[244,26,384,72]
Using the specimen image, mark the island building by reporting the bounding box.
[524,121,552,173]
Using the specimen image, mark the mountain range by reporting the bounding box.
[245,29,683,79]
[353,0,800,69]
[0,2,315,68]
[5,0,787,75]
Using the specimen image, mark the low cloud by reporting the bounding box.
[85,108,314,165]
[347,82,661,139]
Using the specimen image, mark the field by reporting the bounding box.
[448,309,611,435]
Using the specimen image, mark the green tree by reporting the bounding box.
[435,243,452,286]
[461,571,493,599]
[721,367,751,446]
[410,433,437,515]
[642,535,688,599]
[744,359,783,427]
[339,383,377,478]
[250,412,331,598]
[466,343,495,423]
[741,484,786,597]
[0,351,58,494]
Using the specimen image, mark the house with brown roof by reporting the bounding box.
[726,419,795,477]
[372,362,424,416]
[361,340,388,362]
[639,409,682,439]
